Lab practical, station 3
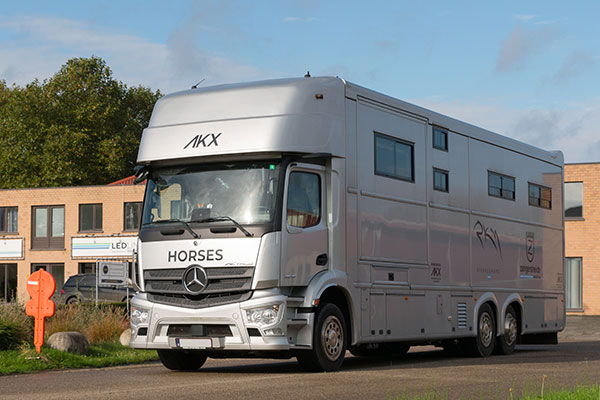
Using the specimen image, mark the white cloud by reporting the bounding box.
[283,16,317,23]
[495,24,560,73]
[0,15,266,93]
[514,14,537,21]
[410,97,600,163]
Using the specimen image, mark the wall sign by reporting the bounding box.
[71,236,137,259]
[0,237,24,259]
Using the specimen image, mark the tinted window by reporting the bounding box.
[124,202,142,231]
[528,183,552,209]
[0,207,18,233]
[433,168,449,192]
[488,171,515,200]
[81,275,96,287]
[80,204,102,231]
[287,172,321,228]
[565,182,583,218]
[374,133,414,182]
[433,128,448,151]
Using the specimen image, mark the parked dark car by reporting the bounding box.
[52,274,133,304]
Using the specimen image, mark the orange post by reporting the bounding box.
[25,270,56,353]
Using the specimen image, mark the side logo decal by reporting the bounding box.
[184,133,222,149]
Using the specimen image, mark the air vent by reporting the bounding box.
[457,303,468,329]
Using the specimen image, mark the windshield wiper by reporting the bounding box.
[193,216,254,238]
[143,219,199,239]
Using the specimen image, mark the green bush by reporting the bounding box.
[46,304,129,344]
[0,319,30,350]
[0,301,33,348]
[0,300,129,349]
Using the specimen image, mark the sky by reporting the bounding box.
[1,0,599,163]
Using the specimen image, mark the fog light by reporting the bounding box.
[263,328,284,336]
[245,304,282,327]
[131,307,149,326]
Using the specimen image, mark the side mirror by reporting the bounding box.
[133,165,150,184]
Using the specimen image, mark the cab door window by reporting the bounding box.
[287,172,321,228]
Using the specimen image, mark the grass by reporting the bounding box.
[0,342,159,375]
[388,382,600,400]
[45,303,129,343]
[1,300,157,375]
[519,384,600,400]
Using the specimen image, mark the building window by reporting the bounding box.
[0,263,17,302]
[565,257,583,310]
[78,262,96,274]
[32,206,64,249]
[565,182,583,218]
[528,183,552,209]
[79,203,103,232]
[0,207,18,233]
[488,171,515,200]
[124,202,143,231]
[31,263,65,287]
[432,127,448,151]
[433,168,449,192]
[374,133,414,182]
[287,172,321,228]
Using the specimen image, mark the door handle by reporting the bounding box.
[316,253,328,266]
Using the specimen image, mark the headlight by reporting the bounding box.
[131,307,150,326]
[245,304,282,327]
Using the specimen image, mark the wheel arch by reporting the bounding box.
[474,293,499,334]
[499,294,524,337]
[317,285,354,347]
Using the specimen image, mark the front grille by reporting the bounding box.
[144,267,254,309]
[148,292,252,309]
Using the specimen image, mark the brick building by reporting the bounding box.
[0,180,144,302]
[564,163,600,315]
[2,166,599,314]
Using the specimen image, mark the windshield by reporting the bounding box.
[142,161,280,226]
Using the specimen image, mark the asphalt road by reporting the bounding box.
[1,340,599,400]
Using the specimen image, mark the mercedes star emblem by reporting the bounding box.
[182,265,209,295]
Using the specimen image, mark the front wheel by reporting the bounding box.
[157,349,207,371]
[296,303,347,372]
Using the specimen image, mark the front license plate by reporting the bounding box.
[174,338,212,349]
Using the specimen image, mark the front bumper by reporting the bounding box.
[129,290,303,351]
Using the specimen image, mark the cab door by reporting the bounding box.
[281,163,328,286]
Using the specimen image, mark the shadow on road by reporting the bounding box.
[170,340,600,375]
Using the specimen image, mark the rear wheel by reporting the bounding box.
[464,303,496,357]
[157,350,207,371]
[66,296,79,305]
[494,305,518,355]
[296,303,347,372]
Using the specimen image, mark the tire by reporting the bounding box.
[66,296,79,305]
[296,303,347,372]
[494,305,518,355]
[157,349,207,371]
[464,303,496,357]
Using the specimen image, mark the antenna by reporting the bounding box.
[191,79,205,89]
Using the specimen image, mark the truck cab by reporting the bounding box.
[130,77,350,371]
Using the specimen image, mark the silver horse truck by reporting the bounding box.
[129,77,565,372]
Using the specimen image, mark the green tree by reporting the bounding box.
[0,57,161,188]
